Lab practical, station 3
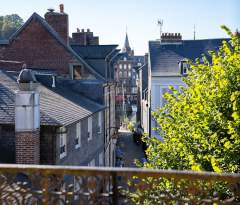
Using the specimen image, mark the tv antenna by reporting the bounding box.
[194,24,196,40]
[157,19,163,41]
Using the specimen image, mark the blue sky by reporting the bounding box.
[1,0,239,55]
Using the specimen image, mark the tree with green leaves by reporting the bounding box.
[144,26,240,173]
[126,27,239,205]
[0,14,23,39]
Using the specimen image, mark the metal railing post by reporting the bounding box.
[112,172,118,205]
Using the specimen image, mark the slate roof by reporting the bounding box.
[71,45,119,79]
[0,70,105,126]
[149,38,228,75]
[0,12,105,81]
[71,45,118,59]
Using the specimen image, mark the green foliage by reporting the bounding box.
[127,121,134,132]
[145,26,240,173]
[0,14,24,39]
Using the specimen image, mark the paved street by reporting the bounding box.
[117,130,145,167]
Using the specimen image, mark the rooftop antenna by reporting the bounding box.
[157,19,163,41]
[194,24,196,40]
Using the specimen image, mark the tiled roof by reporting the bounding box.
[0,71,60,126]
[0,12,105,81]
[0,70,105,126]
[149,39,228,74]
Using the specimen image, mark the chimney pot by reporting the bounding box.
[87,28,90,32]
[60,4,64,13]
[81,29,84,32]
[48,8,55,13]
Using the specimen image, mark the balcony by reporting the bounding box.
[0,164,239,204]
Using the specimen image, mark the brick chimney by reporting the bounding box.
[71,28,99,45]
[15,68,40,164]
[44,4,69,44]
[161,33,182,43]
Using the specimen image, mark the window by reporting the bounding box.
[72,65,83,79]
[179,60,189,75]
[182,63,188,75]
[88,117,92,141]
[119,71,123,78]
[137,62,142,66]
[75,122,81,149]
[124,57,127,61]
[60,132,67,159]
[99,152,104,166]
[128,72,131,77]
[98,112,102,133]
[128,64,131,69]
[119,64,122,69]
[124,64,127,69]
[124,71,127,78]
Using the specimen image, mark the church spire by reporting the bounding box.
[122,32,132,54]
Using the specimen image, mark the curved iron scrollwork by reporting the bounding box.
[0,165,239,204]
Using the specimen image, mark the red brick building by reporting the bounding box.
[0,5,119,167]
[0,6,103,80]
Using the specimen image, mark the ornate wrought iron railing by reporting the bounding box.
[0,164,239,205]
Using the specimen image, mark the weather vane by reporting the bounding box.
[157,19,163,41]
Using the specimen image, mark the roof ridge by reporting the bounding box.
[6,12,105,81]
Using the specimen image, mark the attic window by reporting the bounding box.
[74,65,83,79]
[179,60,189,75]
[71,65,85,79]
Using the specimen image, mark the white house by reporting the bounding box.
[146,33,226,139]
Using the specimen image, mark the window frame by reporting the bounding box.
[88,116,93,141]
[75,122,81,149]
[60,132,67,159]
[98,112,102,134]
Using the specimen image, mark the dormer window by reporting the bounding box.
[70,64,84,79]
[179,59,189,75]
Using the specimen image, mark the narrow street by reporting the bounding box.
[117,130,145,167]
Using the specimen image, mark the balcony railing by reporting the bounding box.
[0,164,239,205]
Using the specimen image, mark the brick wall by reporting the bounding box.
[15,130,40,164]
[45,11,69,44]
[0,18,77,74]
[71,29,99,46]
